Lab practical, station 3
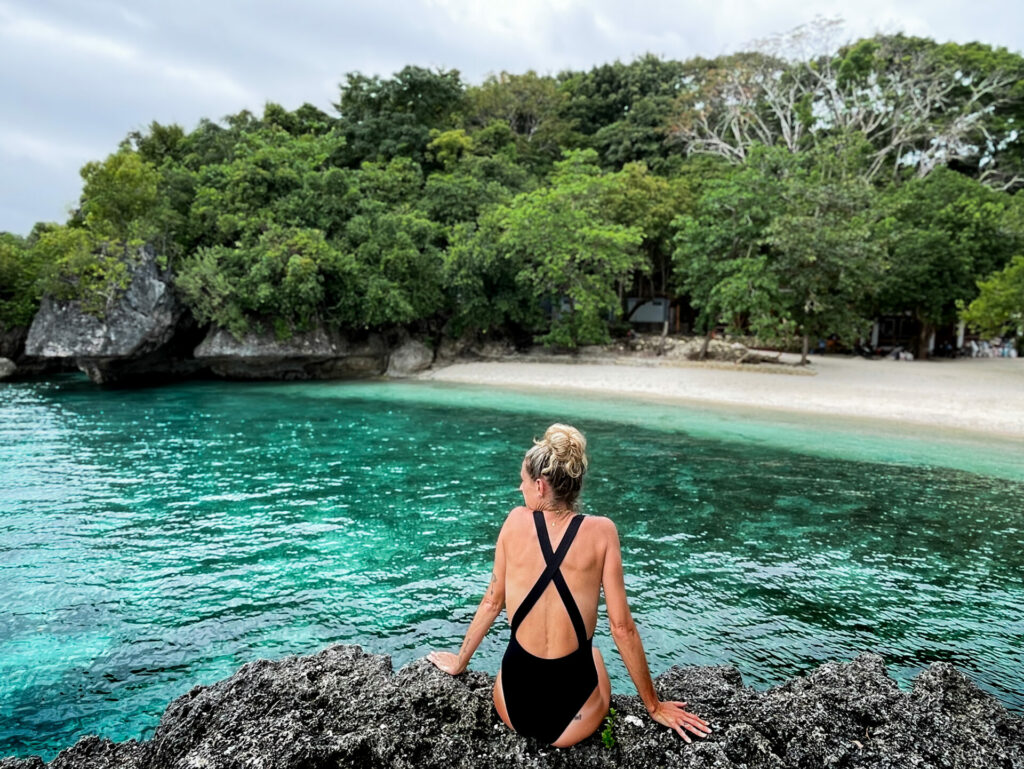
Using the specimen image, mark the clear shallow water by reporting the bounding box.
[1,374,1022,761]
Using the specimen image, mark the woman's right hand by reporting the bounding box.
[427,651,466,675]
[649,700,712,743]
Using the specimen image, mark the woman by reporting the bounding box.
[428,424,711,747]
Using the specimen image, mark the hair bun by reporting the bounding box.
[540,423,587,479]
[524,423,589,511]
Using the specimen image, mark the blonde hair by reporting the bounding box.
[524,423,588,511]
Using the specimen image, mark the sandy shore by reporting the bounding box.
[420,354,1024,438]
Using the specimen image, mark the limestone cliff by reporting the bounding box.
[23,248,203,384]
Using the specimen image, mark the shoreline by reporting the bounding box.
[419,354,1024,440]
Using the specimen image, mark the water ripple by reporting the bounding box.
[1,375,1022,762]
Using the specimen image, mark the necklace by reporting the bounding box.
[544,509,573,528]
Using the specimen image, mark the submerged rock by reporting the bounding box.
[7,645,1020,768]
[194,326,387,380]
[23,248,203,384]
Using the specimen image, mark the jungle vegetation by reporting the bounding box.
[3,22,1023,358]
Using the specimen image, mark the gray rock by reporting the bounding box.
[7,645,1019,769]
[469,340,516,359]
[0,326,27,360]
[23,248,201,384]
[0,357,15,380]
[0,326,74,377]
[194,326,387,380]
[435,334,474,365]
[387,338,434,377]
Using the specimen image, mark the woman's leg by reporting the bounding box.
[551,646,612,748]
[492,669,515,732]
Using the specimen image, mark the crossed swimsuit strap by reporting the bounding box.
[510,511,589,648]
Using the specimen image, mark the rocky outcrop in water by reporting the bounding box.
[4,645,1020,769]
[0,325,74,378]
[194,325,389,380]
[0,356,15,380]
[23,248,204,384]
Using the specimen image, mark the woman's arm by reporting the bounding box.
[601,518,712,742]
[428,518,508,675]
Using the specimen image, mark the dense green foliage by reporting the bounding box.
[875,168,1024,349]
[0,232,43,328]
[674,142,885,359]
[961,255,1024,339]
[4,29,1023,354]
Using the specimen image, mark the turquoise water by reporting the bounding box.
[1,374,1023,761]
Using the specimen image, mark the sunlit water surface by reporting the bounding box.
[1,375,1022,761]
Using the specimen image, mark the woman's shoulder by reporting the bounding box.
[501,506,534,531]
[580,513,616,532]
[578,514,618,548]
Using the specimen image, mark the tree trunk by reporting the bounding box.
[699,329,712,361]
[916,321,933,360]
[800,334,809,365]
[656,320,669,356]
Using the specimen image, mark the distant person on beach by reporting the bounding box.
[428,423,711,747]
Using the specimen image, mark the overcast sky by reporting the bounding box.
[2,0,1022,235]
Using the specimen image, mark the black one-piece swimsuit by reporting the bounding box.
[500,511,599,744]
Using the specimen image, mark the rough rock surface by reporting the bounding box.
[0,356,15,379]
[194,326,387,380]
[1,324,77,377]
[5,645,1020,769]
[387,338,435,377]
[23,248,202,384]
[0,326,27,361]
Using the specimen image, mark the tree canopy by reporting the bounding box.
[4,28,1023,358]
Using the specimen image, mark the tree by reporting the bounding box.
[466,71,579,173]
[0,232,43,329]
[340,203,445,328]
[673,153,788,356]
[762,143,884,361]
[176,225,357,339]
[599,161,694,299]
[32,225,127,318]
[960,255,1024,341]
[187,126,350,247]
[560,55,692,171]
[876,167,1022,357]
[474,150,646,347]
[79,148,163,246]
[334,66,465,167]
[666,22,1022,186]
[674,142,883,362]
[421,130,531,229]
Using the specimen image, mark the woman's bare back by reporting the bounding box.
[500,506,612,658]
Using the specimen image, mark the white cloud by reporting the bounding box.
[1,0,1023,234]
[0,126,100,170]
[0,3,256,109]
[158,63,259,104]
[0,2,138,61]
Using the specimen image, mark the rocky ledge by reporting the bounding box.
[23,247,204,384]
[2,645,1020,769]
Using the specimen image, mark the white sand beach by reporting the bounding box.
[421,355,1024,438]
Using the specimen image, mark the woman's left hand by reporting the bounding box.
[427,651,466,675]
